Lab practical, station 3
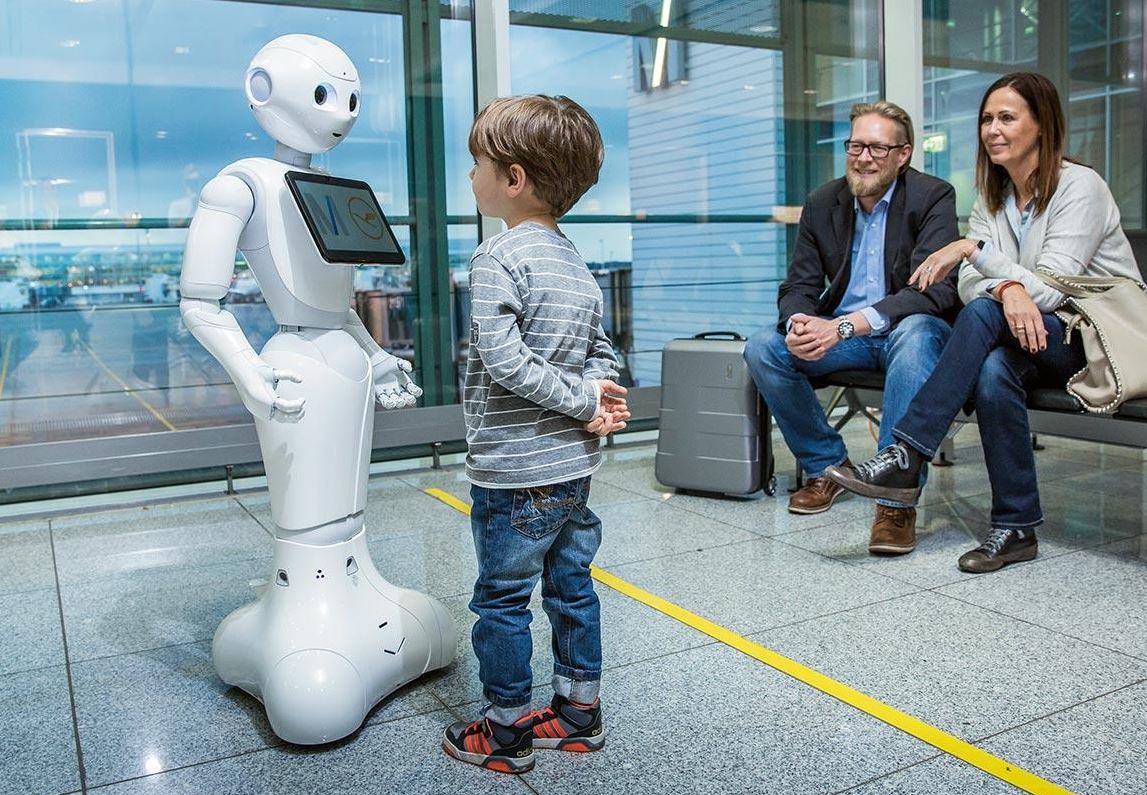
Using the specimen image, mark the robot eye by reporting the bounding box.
[314,84,328,104]
[349,92,358,113]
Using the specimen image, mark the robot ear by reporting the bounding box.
[247,68,272,104]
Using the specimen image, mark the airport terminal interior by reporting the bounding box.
[2,1,1146,794]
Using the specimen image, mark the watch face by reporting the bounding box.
[838,319,855,339]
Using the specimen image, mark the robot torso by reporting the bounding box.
[224,157,355,329]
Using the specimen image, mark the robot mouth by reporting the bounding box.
[332,132,343,138]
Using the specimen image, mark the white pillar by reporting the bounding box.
[882,0,925,169]
[473,0,511,241]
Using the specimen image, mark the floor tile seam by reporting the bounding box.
[233,496,275,538]
[925,590,1147,667]
[736,589,928,639]
[47,520,90,795]
[63,636,216,668]
[823,751,954,795]
[0,491,238,525]
[968,677,1147,748]
[0,583,62,600]
[81,741,287,792]
[599,535,766,572]
[53,552,276,591]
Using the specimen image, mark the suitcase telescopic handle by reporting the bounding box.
[692,331,746,341]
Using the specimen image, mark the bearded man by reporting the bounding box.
[743,101,960,555]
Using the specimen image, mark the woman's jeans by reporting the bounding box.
[894,298,1085,530]
[469,476,602,717]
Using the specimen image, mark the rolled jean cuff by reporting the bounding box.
[482,695,532,726]
[892,429,936,459]
[553,673,601,704]
[992,516,1043,532]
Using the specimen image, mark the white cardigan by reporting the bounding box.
[959,161,1141,311]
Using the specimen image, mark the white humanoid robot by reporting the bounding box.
[179,34,455,745]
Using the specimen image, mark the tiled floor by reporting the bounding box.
[2,426,1146,795]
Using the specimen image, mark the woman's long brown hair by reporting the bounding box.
[974,72,1066,216]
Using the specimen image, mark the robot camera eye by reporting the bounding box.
[314,84,328,104]
[349,93,358,113]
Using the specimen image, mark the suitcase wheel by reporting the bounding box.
[764,475,777,497]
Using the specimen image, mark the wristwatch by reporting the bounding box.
[837,318,855,340]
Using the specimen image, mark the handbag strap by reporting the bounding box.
[1035,269,1143,297]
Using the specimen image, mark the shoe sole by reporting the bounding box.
[533,732,606,752]
[442,739,535,774]
[788,488,846,515]
[958,544,1038,573]
[868,543,915,555]
[825,467,920,505]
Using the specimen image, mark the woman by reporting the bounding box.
[826,72,1141,573]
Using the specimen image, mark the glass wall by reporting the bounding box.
[0,1,466,456]
[497,0,882,385]
[922,0,1146,225]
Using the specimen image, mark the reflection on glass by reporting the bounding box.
[922,0,1144,226]
[0,2,410,449]
[509,4,879,385]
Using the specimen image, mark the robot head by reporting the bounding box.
[245,35,361,154]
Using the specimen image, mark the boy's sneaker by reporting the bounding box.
[442,716,535,774]
[527,694,605,752]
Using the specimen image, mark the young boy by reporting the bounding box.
[442,95,630,774]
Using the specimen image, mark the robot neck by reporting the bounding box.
[274,142,313,169]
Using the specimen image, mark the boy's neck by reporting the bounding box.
[504,210,559,231]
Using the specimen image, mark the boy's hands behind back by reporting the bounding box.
[585,379,630,437]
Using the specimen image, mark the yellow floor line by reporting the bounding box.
[78,338,178,432]
[0,337,12,399]
[422,486,1075,795]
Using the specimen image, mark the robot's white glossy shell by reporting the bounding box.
[246,34,361,154]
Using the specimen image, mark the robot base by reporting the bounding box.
[212,529,456,745]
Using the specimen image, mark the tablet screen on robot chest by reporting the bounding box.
[285,171,406,265]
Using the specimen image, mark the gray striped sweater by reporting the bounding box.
[464,222,620,488]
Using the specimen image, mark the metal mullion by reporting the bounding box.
[1,216,417,232]
[226,0,407,12]
[404,1,455,406]
[509,11,785,51]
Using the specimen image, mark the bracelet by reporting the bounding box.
[996,280,1024,299]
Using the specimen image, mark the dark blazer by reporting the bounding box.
[776,167,961,332]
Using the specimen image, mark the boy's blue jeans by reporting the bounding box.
[469,476,602,720]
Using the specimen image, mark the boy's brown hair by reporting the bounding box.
[468,95,604,218]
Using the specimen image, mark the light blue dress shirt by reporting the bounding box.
[835,180,895,335]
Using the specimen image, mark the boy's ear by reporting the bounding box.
[505,163,528,196]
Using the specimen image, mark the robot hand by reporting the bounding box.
[369,351,421,409]
[235,357,306,422]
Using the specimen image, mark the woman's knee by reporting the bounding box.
[975,348,1022,401]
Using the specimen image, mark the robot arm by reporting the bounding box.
[180,174,305,421]
[342,309,422,409]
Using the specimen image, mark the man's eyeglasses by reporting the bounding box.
[843,140,908,159]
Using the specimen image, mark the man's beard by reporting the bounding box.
[846,168,895,199]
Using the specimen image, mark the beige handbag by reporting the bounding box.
[1036,270,1147,413]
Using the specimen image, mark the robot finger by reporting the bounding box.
[405,383,424,399]
[396,358,413,373]
[273,368,304,385]
[274,396,306,414]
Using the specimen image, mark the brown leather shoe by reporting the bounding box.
[868,505,916,554]
[788,462,849,515]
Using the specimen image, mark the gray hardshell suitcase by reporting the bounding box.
[655,332,776,497]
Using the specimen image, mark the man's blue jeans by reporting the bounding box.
[893,298,1084,530]
[743,314,951,506]
[469,476,602,718]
